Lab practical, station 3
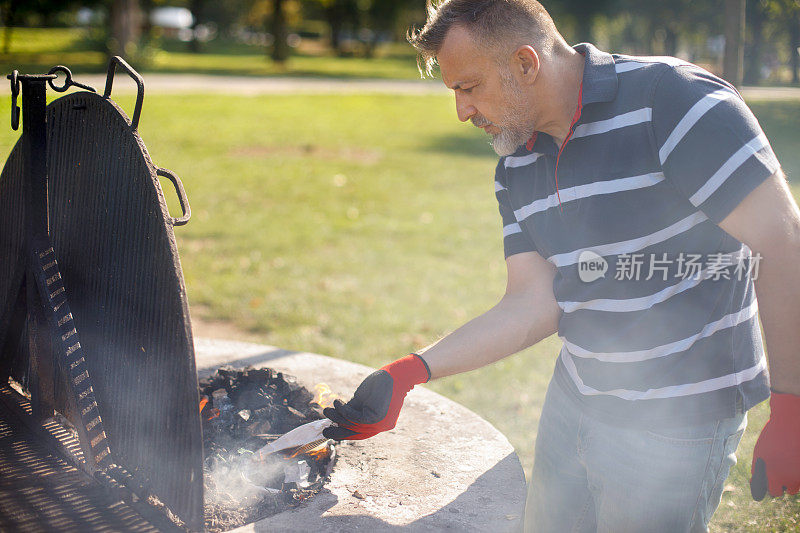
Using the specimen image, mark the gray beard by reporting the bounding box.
[489,72,535,157]
[490,125,530,156]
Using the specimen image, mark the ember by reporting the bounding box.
[198,366,336,532]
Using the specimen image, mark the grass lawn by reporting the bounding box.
[0,27,423,79]
[1,89,798,529]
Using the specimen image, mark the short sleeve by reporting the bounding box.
[494,159,537,258]
[651,66,781,224]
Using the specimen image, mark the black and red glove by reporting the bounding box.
[750,391,800,500]
[322,354,430,440]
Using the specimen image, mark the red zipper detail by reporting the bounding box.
[554,81,584,213]
[526,131,539,151]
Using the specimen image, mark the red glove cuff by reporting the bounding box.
[381,353,430,387]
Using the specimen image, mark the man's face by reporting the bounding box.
[437,25,536,156]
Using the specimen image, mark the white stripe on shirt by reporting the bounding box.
[689,133,774,207]
[563,298,758,363]
[614,56,692,73]
[560,346,767,401]
[504,152,543,169]
[547,211,708,268]
[495,181,507,192]
[514,172,665,221]
[558,246,747,313]
[503,223,522,237]
[659,89,738,164]
[572,108,652,139]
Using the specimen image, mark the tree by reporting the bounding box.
[109,0,143,59]
[744,0,768,85]
[271,0,289,62]
[723,0,746,86]
[762,0,800,84]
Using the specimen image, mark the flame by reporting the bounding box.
[206,407,220,421]
[289,440,330,460]
[307,445,330,461]
[312,383,338,409]
[199,396,209,414]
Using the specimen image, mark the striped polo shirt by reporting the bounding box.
[495,43,780,428]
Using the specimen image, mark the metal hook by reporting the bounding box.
[8,70,19,130]
[47,65,97,93]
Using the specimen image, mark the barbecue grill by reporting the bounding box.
[0,58,202,530]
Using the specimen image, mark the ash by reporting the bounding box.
[199,366,336,532]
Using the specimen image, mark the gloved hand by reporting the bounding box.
[750,391,800,500]
[322,353,430,440]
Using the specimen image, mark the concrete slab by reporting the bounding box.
[194,338,526,532]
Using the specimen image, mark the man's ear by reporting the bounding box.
[513,45,540,84]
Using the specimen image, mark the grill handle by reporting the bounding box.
[157,168,192,226]
[103,56,144,131]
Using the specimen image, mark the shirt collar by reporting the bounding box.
[522,42,618,154]
[572,42,618,105]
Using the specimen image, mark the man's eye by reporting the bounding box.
[462,86,474,93]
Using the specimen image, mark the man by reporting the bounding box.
[322,1,800,531]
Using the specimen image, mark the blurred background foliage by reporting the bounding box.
[1,0,799,84]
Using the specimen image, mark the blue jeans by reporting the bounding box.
[524,376,747,533]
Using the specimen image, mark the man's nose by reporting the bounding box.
[455,93,476,123]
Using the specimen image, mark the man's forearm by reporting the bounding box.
[416,290,560,379]
[755,244,800,395]
[721,171,800,395]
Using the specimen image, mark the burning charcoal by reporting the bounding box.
[282,375,301,392]
[287,387,314,412]
[247,368,272,382]
[213,389,234,414]
[248,419,272,437]
[217,366,237,380]
[201,366,337,531]
[286,406,306,421]
[233,389,270,411]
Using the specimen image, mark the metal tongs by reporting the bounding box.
[254,418,335,459]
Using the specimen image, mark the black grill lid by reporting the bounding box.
[0,61,202,530]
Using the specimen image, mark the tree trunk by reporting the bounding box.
[723,0,745,87]
[3,0,18,54]
[110,0,142,59]
[189,0,203,53]
[744,0,765,85]
[270,0,289,64]
[791,12,800,84]
[326,6,344,55]
[664,27,678,57]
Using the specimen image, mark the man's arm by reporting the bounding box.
[718,169,800,394]
[418,250,561,379]
[718,169,800,500]
[321,250,561,441]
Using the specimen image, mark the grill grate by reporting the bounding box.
[0,389,173,532]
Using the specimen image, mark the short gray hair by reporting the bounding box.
[408,0,560,78]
